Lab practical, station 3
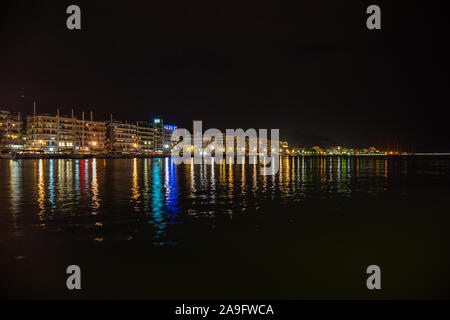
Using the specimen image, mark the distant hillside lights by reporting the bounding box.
[289,146,400,156]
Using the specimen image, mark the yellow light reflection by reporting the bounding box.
[9,160,21,216]
[37,159,45,220]
[189,158,196,197]
[92,159,100,214]
[131,158,141,211]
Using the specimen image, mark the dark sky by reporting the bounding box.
[0,0,449,151]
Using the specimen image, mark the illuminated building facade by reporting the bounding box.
[26,111,107,152]
[164,124,178,151]
[197,134,287,156]
[136,121,155,152]
[107,118,167,153]
[108,121,153,152]
[153,118,164,152]
[0,109,23,148]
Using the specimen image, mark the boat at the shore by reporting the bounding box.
[0,150,18,159]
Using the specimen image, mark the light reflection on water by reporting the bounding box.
[38,159,45,219]
[0,157,449,246]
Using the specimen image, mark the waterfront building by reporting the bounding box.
[108,121,152,152]
[107,118,167,153]
[0,109,23,148]
[311,146,326,155]
[197,134,286,157]
[152,118,164,152]
[164,124,178,152]
[0,109,23,149]
[279,141,289,155]
[26,110,107,152]
[137,121,155,152]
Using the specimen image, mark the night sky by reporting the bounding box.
[1,0,449,151]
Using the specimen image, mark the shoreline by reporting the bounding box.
[1,153,449,160]
[0,153,170,160]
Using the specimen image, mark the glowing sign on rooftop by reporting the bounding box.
[164,125,177,131]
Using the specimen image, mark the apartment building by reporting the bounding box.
[152,118,164,152]
[107,119,165,153]
[108,121,140,152]
[0,109,23,148]
[163,124,178,151]
[26,111,107,152]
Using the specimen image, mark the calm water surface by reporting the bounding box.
[1,157,449,299]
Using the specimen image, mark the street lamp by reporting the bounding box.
[88,141,98,155]
[38,139,44,151]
